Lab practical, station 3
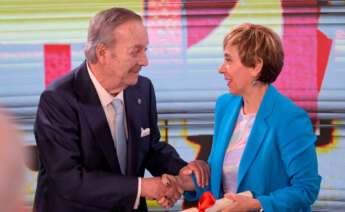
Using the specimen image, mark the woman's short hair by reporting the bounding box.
[84,8,142,64]
[223,23,284,83]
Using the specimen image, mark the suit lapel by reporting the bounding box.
[74,61,119,171]
[123,84,143,176]
[237,85,278,189]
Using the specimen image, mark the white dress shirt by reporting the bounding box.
[87,63,141,209]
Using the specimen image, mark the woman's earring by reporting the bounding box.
[252,79,257,86]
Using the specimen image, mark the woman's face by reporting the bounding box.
[218,44,255,96]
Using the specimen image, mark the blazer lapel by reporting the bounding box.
[74,61,119,171]
[237,85,277,189]
[211,96,242,198]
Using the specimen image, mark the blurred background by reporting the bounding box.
[0,0,344,211]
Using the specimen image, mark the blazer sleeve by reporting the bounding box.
[145,80,187,176]
[257,108,321,212]
[35,91,138,210]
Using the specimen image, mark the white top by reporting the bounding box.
[222,107,256,193]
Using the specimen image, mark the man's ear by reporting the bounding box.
[95,43,107,64]
[252,57,263,78]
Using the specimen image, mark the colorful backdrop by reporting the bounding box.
[0,0,344,211]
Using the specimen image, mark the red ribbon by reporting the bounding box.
[196,191,216,212]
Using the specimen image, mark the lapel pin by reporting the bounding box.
[137,98,142,105]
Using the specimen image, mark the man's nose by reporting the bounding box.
[139,52,149,67]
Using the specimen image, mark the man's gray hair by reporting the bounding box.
[84,8,142,64]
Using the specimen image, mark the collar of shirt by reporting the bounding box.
[86,62,123,105]
[87,61,128,140]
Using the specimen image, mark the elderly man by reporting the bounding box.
[34,7,209,212]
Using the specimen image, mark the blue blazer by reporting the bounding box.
[185,85,321,212]
[34,61,187,212]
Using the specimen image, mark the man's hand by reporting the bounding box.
[157,174,184,208]
[179,160,210,188]
[141,176,183,208]
[141,177,167,200]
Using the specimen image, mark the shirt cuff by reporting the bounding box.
[133,177,141,209]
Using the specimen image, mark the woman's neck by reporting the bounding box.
[242,82,269,115]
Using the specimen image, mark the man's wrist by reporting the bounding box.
[140,177,153,197]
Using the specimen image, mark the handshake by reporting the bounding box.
[141,160,210,208]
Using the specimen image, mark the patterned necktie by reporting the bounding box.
[111,99,127,174]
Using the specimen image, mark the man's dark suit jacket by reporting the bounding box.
[33,61,187,212]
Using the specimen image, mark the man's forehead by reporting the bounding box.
[114,23,148,42]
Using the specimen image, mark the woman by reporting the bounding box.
[169,23,321,212]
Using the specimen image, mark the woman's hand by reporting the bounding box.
[179,160,210,188]
[221,192,262,212]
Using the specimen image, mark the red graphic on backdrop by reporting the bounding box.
[146,0,184,65]
[274,1,320,116]
[44,44,71,87]
[184,0,237,48]
[317,30,332,92]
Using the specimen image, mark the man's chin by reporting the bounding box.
[128,77,139,86]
